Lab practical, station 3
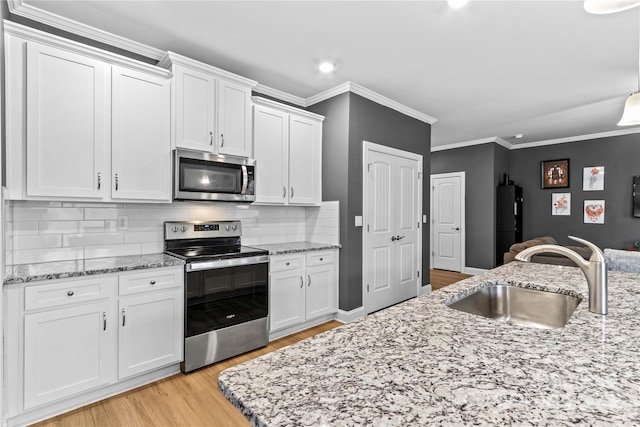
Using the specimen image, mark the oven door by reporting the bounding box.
[185,256,268,337]
[174,149,255,202]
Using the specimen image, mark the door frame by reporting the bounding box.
[362,140,423,314]
[429,171,466,273]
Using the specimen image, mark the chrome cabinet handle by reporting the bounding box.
[97,173,101,190]
[122,308,126,327]
[150,280,156,285]
[67,290,74,296]
[291,187,294,198]
[220,133,225,147]
[308,274,311,287]
[299,276,303,288]
[103,312,107,331]
[210,131,213,145]
[283,186,287,198]
[115,174,119,191]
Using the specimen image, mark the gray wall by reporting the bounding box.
[309,92,431,311]
[510,133,640,249]
[431,143,510,270]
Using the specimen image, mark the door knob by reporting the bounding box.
[391,236,398,241]
[452,227,460,231]
[397,235,405,240]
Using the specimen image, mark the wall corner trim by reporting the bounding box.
[335,307,365,323]
[7,0,165,60]
[305,81,437,125]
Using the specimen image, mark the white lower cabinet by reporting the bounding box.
[269,250,338,335]
[4,266,184,426]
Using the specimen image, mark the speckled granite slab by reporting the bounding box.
[219,262,640,426]
[4,253,185,284]
[254,241,341,255]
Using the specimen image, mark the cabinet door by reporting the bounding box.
[269,269,305,332]
[26,42,108,198]
[174,66,216,151]
[288,114,322,205]
[305,264,337,320]
[111,66,171,201]
[253,105,289,204]
[23,300,115,409]
[118,289,183,379]
[218,79,252,157]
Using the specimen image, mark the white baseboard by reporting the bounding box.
[463,267,488,275]
[419,284,432,296]
[335,306,365,323]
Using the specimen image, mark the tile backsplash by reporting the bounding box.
[5,200,339,266]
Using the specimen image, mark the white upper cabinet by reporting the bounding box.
[25,41,108,199]
[252,97,324,206]
[4,22,172,202]
[111,66,171,201]
[159,52,256,158]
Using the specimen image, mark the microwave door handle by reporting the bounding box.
[241,165,248,195]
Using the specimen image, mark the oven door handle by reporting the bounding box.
[241,165,248,195]
[186,255,269,272]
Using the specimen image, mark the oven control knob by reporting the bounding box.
[232,225,237,231]
[225,225,230,231]
[181,226,187,232]
[172,226,178,233]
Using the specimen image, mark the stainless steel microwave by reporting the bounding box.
[174,149,256,202]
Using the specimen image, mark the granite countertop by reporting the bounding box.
[4,253,185,285]
[254,241,341,255]
[219,262,640,426]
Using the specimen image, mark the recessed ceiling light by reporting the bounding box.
[447,0,469,9]
[515,134,524,139]
[318,62,335,74]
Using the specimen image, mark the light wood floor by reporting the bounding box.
[32,270,470,427]
[32,321,342,427]
[430,268,473,290]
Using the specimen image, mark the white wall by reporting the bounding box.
[5,200,339,266]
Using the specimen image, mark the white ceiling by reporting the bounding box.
[18,0,640,148]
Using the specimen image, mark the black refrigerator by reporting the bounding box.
[496,185,523,266]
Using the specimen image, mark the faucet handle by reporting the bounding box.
[568,236,605,262]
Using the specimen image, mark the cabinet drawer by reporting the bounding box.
[119,268,183,296]
[270,254,304,273]
[306,251,335,267]
[25,277,115,311]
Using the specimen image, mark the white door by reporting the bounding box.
[111,66,171,201]
[431,173,464,272]
[118,289,183,379]
[217,79,252,157]
[305,264,336,320]
[174,65,216,151]
[253,105,289,204]
[288,114,321,205]
[23,301,114,409]
[26,42,108,199]
[364,143,422,314]
[269,268,306,332]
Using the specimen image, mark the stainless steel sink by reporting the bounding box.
[447,284,582,329]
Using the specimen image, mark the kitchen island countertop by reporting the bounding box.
[219,261,640,426]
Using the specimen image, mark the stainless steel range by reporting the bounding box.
[164,220,269,372]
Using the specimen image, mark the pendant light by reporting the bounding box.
[618,8,640,126]
[584,0,640,14]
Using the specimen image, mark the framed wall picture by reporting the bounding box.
[541,159,570,189]
[552,193,571,216]
[584,200,605,224]
[583,166,604,191]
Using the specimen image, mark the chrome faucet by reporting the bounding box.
[514,236,607,315]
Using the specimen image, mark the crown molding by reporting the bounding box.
[253,84,306,107]
[431,137,512,152]
[4,21,171,78]
[305,81,437,125]
[510,127,640,149]
[7,0,165,60]
[158,51,257,88]
[252,96,325,122]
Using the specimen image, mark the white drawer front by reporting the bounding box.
[306,251,335,267]
[25,277,114,311]
[119,268,183,296]
[270,254,304,273]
